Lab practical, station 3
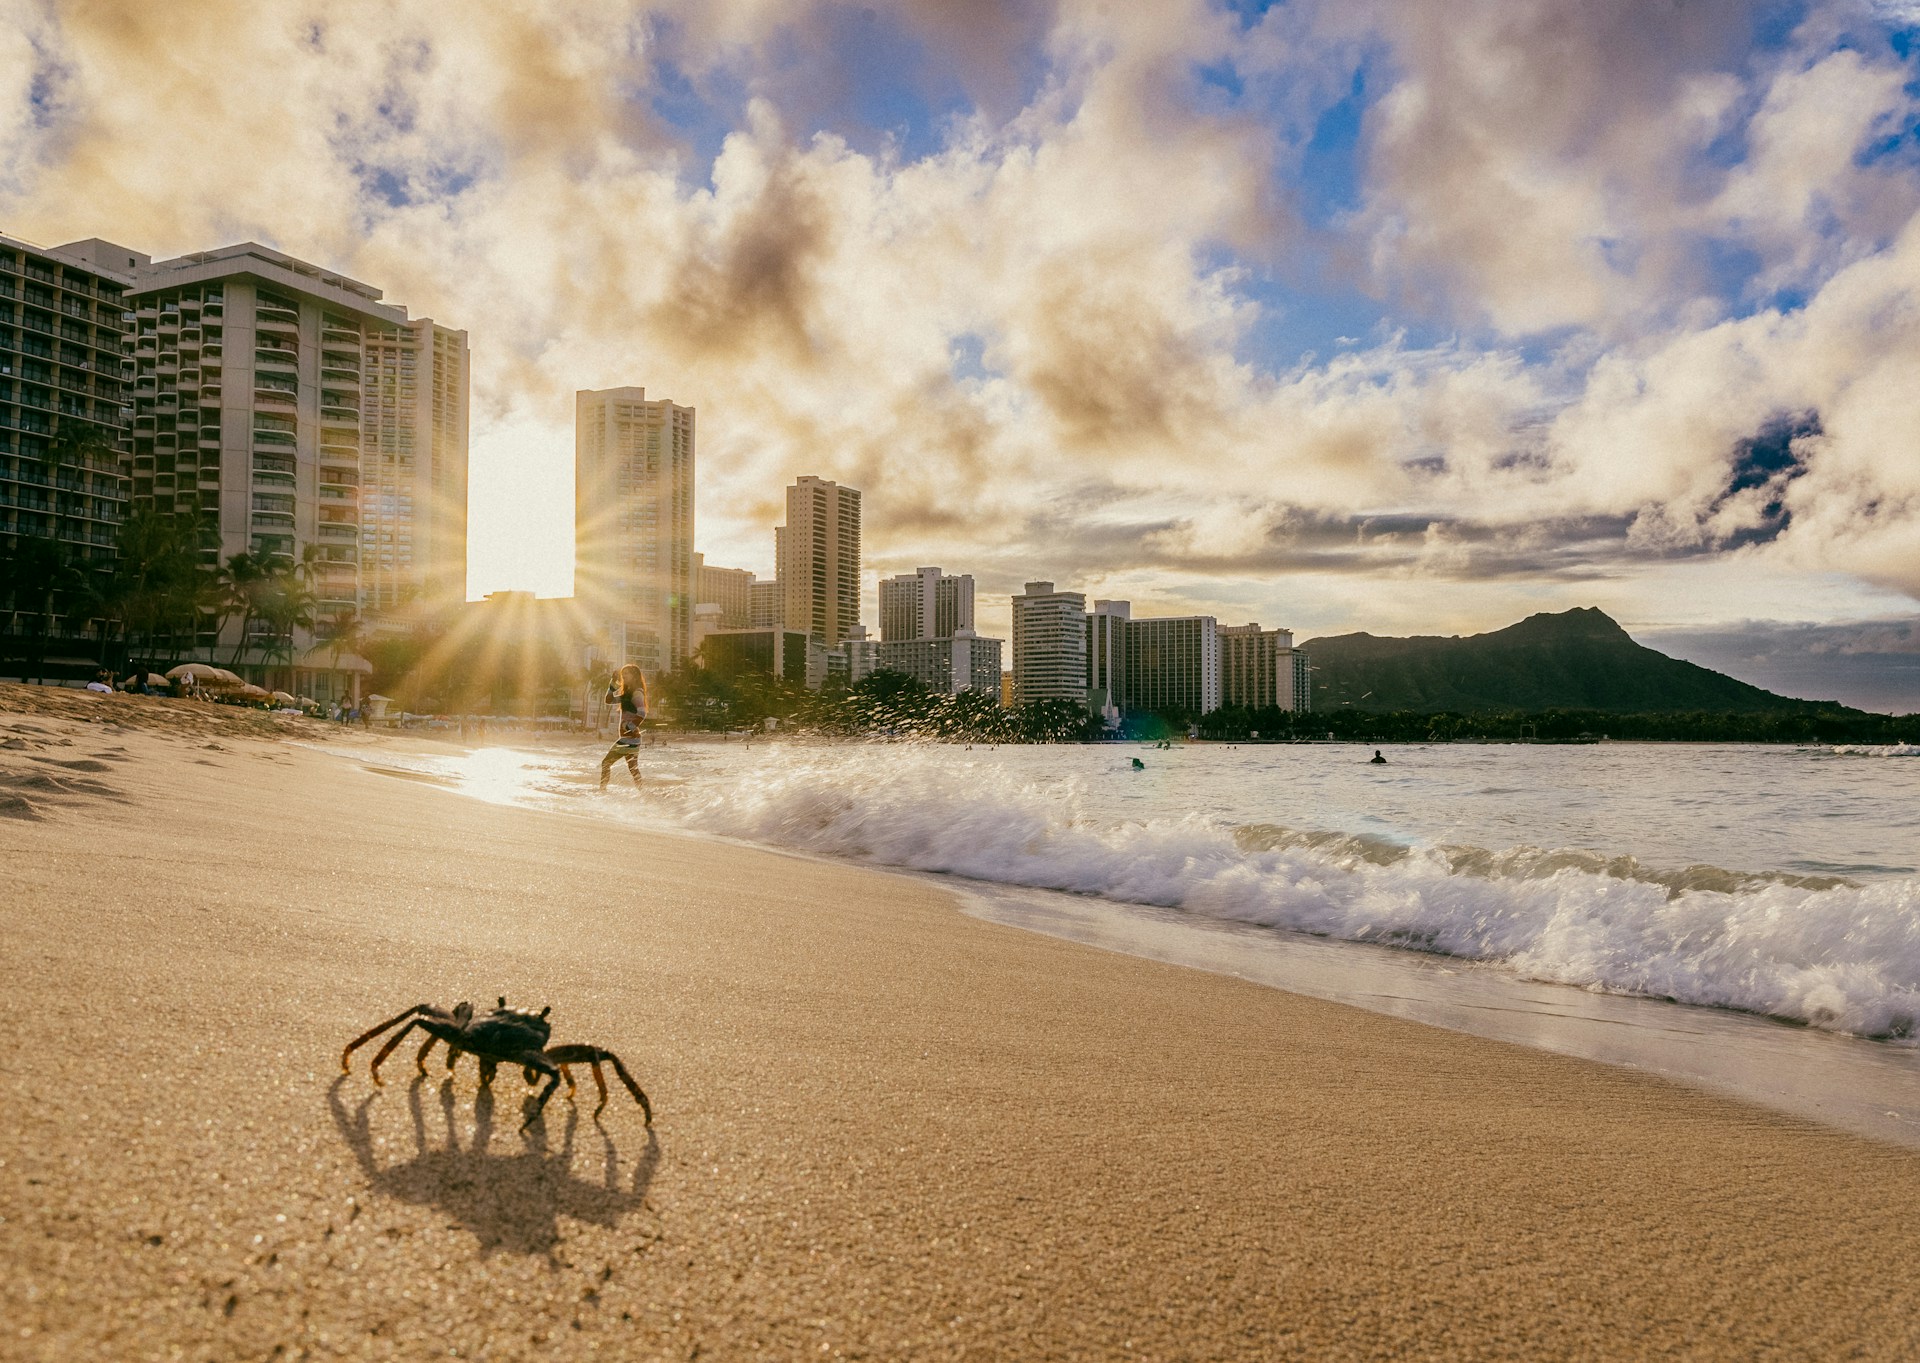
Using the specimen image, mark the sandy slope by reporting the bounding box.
[3,693,1920,1361]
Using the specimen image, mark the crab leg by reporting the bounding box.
[557,1059,607,1111]
[340,1004,435,1074]
[414,1034,439,1074]
[514,1051,566,1132]
[369,1019,434,1085]
[546,1045,651,1125]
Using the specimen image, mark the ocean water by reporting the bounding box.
[336,737,1920,1144]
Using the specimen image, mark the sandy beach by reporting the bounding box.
[4,687,1920,1360]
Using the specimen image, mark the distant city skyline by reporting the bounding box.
[6,4,1918,710]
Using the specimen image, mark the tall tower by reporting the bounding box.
[879,566,975,642]
[1088,599,1130,723]
[777,475,861,648]
[692,551,755,628]
[575,386,696,673]
[1011,581,1088,706]
[0,235,134,597]
[1220,623,1309,713]
[123,243,464,684]
[360,318,469,613]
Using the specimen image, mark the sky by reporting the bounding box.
[3,0,1920,709]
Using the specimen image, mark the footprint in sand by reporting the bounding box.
[0,770,123,799]
[30,756,116,773]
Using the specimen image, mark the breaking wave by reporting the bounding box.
[672,747,1920,1042]
[1832,743,1920,757]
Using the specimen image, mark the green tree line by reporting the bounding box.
[655,666,1093,743]
[1191,704,1919,745]
[0,506,355,692]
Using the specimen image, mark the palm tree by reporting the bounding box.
[316,605,365,704]
[40,419,116,529]
[6,536,85,684]
[217,552,270,671]
[255,559,317,693]
[108,511,209,665]
[19,419,120,663]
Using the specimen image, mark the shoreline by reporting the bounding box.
[7,695,1920,1358]
[323,736,1920,1153]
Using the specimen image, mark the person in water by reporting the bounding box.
[599,663,648,790]
[1370,749,1387,764]
[1131,756,1146,769]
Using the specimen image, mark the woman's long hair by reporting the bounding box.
[617,663,646,698]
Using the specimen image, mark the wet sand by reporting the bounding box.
[4,687,1920,1360]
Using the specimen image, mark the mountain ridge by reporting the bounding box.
[1298,608,1864,715]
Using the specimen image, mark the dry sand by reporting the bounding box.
[4,684,1920,1360]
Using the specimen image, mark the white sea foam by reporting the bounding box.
[672,746,1920,1041]
[1832,743,1920,757]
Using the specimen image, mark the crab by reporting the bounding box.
[340,997,651,1128]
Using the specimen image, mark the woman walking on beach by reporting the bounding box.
[599,663,648,790]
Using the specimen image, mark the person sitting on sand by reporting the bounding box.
[599,663,648,791]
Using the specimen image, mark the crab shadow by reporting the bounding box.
[327,1073,659,1257]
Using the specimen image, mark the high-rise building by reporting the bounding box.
[692,552,755,628]
[840,622,880,684]
[1087,599,1130,724]
[575,386,696,673]
[1011,581,1088,706]
[122,242,466,688]
[878,566,974,642]
[697,626,811,684]
[0,235,133,622]
[776,476,860,647]
[878,628,1002,696]
[1220,623,1310,713]
[359,318,469,613]
[1124,615,1221,716]
[748,577,783,629]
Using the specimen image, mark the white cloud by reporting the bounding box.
[0,0,1914,635]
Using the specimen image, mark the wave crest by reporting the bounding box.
[673,748,1920,1041]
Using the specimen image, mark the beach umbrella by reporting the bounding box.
[166,663,244,687]
[144,673,170,688]
[271,690,298,704]
[235,683,272,700]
